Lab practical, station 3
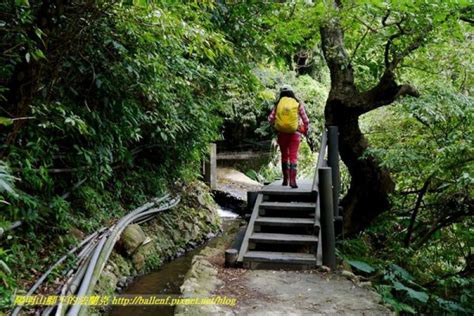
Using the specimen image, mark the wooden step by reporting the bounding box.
[261,189,315,197]
[254,217,314,226]
[249,233,318,244]
[260,179,316,196]
[259,202,316,211]
[243,251,317,265]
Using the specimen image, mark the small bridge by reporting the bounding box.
[238,126,342,269]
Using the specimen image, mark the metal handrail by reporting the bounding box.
[313,127,340,269]
[312,130,328,192]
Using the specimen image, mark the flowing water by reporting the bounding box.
[108,246,202,316]
[108,209,238,316]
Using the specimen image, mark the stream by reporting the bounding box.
[108,208,239,316]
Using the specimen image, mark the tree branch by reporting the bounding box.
[381,10,391,26]
[349,16,376,66]
[413,208,473,249]
[354,16,378,33]
[394,84,420,99]
[404,176,432,247]
[460,6,474,25]
[355,70,420,113]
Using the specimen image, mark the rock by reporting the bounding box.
[136,238,154,258]
[341,270,356,278]
[97,270,118,295]
[132,253,145,271]
[69,227,85,240]
[111,253,131,276]
[119,224,146,256]
[359,281,372,288]
[176,248,185,257]
[206,232,216,239]
[117,276,128,287]
[319,265,331,273]
[341,270,359,283]
[197,193,209,209]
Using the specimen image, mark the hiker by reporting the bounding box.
[268,85,310,188]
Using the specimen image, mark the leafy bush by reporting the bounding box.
[342,88,474,314]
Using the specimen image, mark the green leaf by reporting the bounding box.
[0,117,13,126]
[393,281,429,303]
[347,260,375,273]
[385,296,417,314]
[15,0,29,7]
[0,260,12,275]
[390,264,414,282]
[133,0,148,7]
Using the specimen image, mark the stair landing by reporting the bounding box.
[260,179,315,195]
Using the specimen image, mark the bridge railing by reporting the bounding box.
[312,126,341,269]
[312,129,328,191]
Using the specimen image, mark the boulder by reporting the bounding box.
[119,224,146,255]
[132,253,146,271]
[97,270,118,295]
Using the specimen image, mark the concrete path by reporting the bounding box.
[214,269,391,315]
[216,167,262,201]
[175,222,392,316]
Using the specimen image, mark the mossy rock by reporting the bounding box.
[110,253,132,276]
[132,253,146,271]
[96,270,118,296]
[119,224,146,256]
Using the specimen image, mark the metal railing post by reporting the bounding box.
[319,167,336,269]
[204,143,217,190]
[327,126,340,217]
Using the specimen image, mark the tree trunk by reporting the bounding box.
[320,7,418,234]
[324,94,395,234]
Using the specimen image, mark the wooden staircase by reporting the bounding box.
[237,179,322,269]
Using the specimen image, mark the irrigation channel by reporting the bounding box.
[12,194,242,316]
[109,211,239,316]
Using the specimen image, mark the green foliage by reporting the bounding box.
[362,88,473,248]
[340,247,473,314]
[0,247,15,308]
[0,1,281,310]
[348,260,375,273]
[347,88,474,314]
[0,162,17,205]
[0,0,270,227]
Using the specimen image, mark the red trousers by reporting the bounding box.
[277,132,300,164]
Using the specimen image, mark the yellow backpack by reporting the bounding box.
[274,97,299,133]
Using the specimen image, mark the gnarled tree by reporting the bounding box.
[319,0,471,233]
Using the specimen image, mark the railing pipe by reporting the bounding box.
[327,126,340,217]
[319,167,336,270]
[312,130,328,191]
